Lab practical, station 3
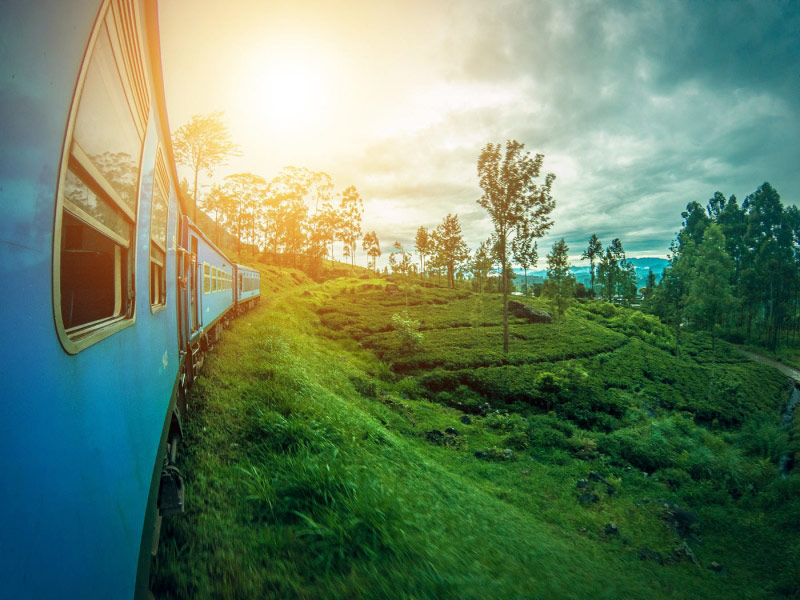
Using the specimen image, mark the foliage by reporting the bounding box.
[651,183,800,353]
[512,221,539,295]
[155,266,800,600]
[391,311,423,355]
[543,238,575,318]
[361,231,381,271]
[477,140,555,353]
[581,233,603,294]
[172,112,240,219]
[338,185,363,266]
[414,226,430,275]
[429,214,470,288]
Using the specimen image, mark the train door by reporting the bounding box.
[189,235,199,334]
[176,246,187,351]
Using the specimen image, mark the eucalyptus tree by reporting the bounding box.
[389,241,413,276]
[202,183,234,246]
[415,226,430,276]
[470,238,495,294]
[512,221,538,295]
[339,186,363,266]
[220,173,267,258]
[686,223,736,355]
[477,140,555,352]
[581,234,603,294]
[431,214,470,289]
[362,231,381,272]
[172,112,240,221]
[543,238,575,318]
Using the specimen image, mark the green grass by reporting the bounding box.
[152,271,800,599]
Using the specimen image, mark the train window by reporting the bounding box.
[150,149,168,310]
[203,263,211,294]
[55,2,149,352]
[212,267,218,293]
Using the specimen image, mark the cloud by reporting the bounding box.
[161,0,799,266]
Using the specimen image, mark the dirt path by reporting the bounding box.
[736,348,800,383]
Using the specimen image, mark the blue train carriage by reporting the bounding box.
[235,263,262,313]
[0,1,189,598]
[181,216,235,362]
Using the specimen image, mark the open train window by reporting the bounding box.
[150,148,169,310]
[54,0,149,353]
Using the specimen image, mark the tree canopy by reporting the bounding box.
[477,140,555,352]
[172,112,240,220]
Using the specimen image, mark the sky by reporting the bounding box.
[158,0,800,265]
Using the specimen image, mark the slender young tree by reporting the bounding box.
[543,238,575,318]
[389,241,412,276]
[172,112,240,221]
[362,231,381,271]
[415,226,430,276]
[430,214,470,289]
[477,140,555,352]
[581,234,603,294]
[512,221,538,295]
[338,186,363,266]
[470,238,495,294]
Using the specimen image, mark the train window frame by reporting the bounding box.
[203,263,211,295]
[53,0,150,354]
[149,147,169,313]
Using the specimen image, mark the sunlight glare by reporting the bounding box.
[236,40,331,135]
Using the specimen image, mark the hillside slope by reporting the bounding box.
[152,269,800,599]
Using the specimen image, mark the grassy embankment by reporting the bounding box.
[152,267,800,599]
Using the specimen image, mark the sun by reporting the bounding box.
[236,41,330,134]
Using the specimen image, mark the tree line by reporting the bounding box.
[175,113,799,357]
[648,183,800,352]
[172,113,370,272]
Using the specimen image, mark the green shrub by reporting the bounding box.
[504,431,530,450]
[391,311,423,355]
[394,377,424,399]
[656,467,691,490]
[525,414,573,450]
[739,415,790,463]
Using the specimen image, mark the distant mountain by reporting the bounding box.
[512,257,669,288]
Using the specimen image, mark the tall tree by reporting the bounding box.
[220,173,266,258]
[616,260,638,306]
[477,140,555,352]
[596,248,617,302]
[339,186,363,266]
[543,238,575,318]
[650,239,696,357]
[686,223,736,355]
[362,231,381,271]
[470,238,495,294]
[431,214,470,289]
[415,226,430,276]
[389,241,413,276]
[581,234,603,294]
[201,183,234,246]
[512,221,538,295]
[172,112,240,221]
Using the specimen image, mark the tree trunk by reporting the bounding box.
[192,165,199,222]
[501,237,509,354]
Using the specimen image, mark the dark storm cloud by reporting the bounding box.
[409,0,800,258]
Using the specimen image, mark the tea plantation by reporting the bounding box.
[153,271,800,599]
